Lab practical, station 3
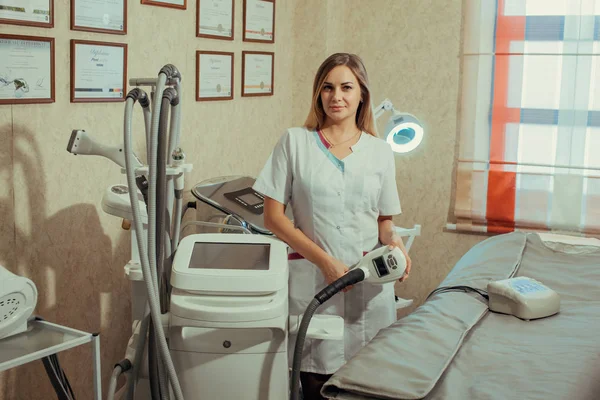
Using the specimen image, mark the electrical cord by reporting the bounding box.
[35,317,76,400]
[290,268,366,400]
[426,285,489,302]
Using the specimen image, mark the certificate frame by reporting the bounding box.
[197,0,234,40]
[71,0,127,35]
[196,51,234,101]
[0,34,55,105]
[70,39,128,103]
[243,0,275,43]
[241,51,274,98]
[0,0,54,28]
[141,0,186,10]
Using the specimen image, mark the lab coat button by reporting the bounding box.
[337,192,341,196]
[336,226,341,230]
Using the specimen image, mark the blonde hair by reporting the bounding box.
[304,53,377,137]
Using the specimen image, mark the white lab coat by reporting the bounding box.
[253,127,402,374]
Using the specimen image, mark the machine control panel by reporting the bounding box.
[224,187,265,215]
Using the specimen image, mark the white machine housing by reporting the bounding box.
[0,266,38,340]
[169,233,290,400]
[487,276,560,320]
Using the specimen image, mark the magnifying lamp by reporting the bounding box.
[373,98,424,154]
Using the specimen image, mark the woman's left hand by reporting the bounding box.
[387,236,411,282]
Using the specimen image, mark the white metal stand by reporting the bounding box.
[0,319,102,400]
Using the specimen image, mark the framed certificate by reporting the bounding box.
[71,0,127,35]
[0,34,55,105]
[141,0,185,10]
[0,0,53,28]
[196,51,233,101]
[241,51,273,97]
[243,0,275,43]
[197,0,234,40]
[70,40,127,103]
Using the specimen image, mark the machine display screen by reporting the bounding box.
[372,256,389,277]
[189,242,270,270]
[238,192,263,206]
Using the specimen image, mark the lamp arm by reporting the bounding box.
[373,98,395,120]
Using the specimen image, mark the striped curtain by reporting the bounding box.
[452,0,600,236]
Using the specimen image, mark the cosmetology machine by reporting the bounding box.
[0,266,38,340]
[65,64,419,400]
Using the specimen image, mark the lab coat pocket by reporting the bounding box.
[288,258,317,317]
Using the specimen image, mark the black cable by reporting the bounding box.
[42,356,72,400]
[35,317,76,400]
[426,285,489,301]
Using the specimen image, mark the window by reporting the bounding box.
[451,0,600,235]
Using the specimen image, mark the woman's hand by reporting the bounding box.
[319,257,353,292]
[387,235,412,282]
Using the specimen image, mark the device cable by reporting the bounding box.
[426,285,489,301]
[124,77,184,400]
[147,66,185,400]
[290,268,366,400]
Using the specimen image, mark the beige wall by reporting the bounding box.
[0,1,483,399]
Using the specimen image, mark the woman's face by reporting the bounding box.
[320,65,362,125]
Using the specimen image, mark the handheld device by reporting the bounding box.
[487,277,560,321]
[290,246,407,400]
[350,245,407,284]
[67,129,142,170]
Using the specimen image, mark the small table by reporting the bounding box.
[0,319,102,400]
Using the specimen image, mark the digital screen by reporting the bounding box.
[372,256,389,278]
[238,192,263,206]
[189,242,270,270]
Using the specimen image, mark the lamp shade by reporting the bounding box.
[384,112,424,154]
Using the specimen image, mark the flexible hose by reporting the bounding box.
[143,102,152,164]
[290,299,320,400]
[125,75,184,400]
[107,365,123,400]
[148,68,184,400]
[290,269,366,400]
[124,94,161,400]
[148,319,162,400]
[126,306,151,400]
[171,190,183,252]
[156,95,171,314]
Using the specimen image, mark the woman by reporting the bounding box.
[253,52,412,399]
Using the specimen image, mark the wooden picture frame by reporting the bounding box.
[0,0,54,28]
[241,51,274,97]
[196,51,234,101]
[141,0,186,10]
[197,0,234,40]
[243,0,275,43]
[71,0,127,35]
[70,40,128,103]
[0,34,55,105]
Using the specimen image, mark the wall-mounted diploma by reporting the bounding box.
[71,0,127,34]
[243,0,274,43]
[241,51,274,97]
[0,0,53,28]
[0,34,55,104]
[197,0,234,40]
[71,40,127,103]
[141,0,185,10]
[196,51,233,101]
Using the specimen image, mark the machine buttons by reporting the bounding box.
[223,340,231,348]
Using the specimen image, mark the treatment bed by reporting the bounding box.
[322,231,600,400]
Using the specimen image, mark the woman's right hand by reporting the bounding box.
[319,257,353,292]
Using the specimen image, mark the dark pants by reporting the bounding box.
[300,372,333,400]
